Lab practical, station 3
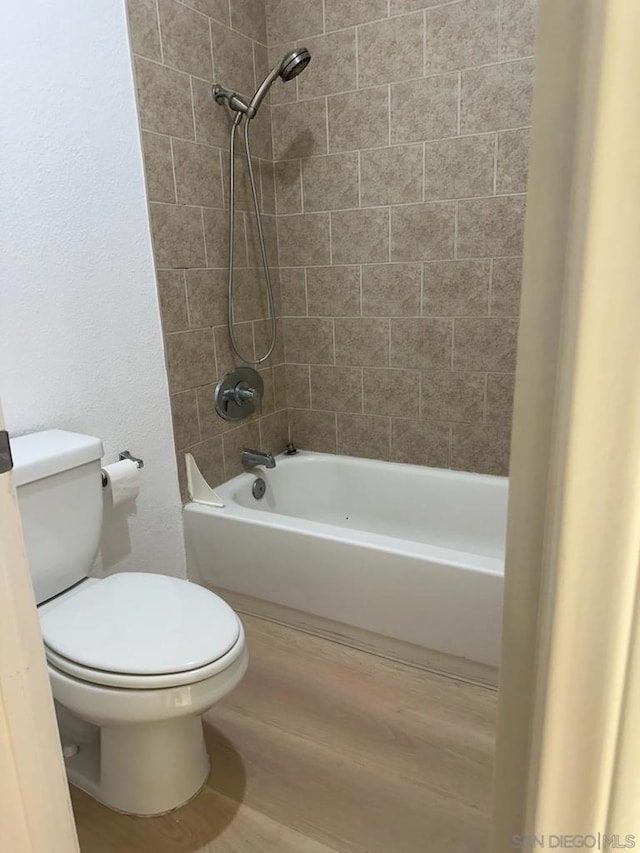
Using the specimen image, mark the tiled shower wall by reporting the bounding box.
[126,0,288,494]
[270,0,537,475]
[127,0,537,486]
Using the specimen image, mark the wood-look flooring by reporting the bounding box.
[71,615,497,853]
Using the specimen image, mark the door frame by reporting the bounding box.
[0,402,80,852]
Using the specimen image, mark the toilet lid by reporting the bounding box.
[39,573,240,675]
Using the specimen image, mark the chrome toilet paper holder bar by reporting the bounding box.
[102,450,144,488]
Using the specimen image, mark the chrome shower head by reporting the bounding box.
[247,47,311,116]
[279,47,311,82]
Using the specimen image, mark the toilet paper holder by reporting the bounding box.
[101,450,144,488]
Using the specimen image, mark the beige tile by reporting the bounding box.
[421,371,485,422]
[157,269,188,332]
[325,0,387,30]
[424,0,499,75]
[285,364,311,408]
[196,383,231,439]
[189,436,226,487]
[246,104,273,161]
[307,266,361,316]
[328,87,389,153]
[170,389,201,449]
[278,267,307,316]
[183,0,229,24]
[254,317,285,366]
[186,269,227,327]
[331,209,390,265]
[142,132,175,203]
[390,203,455,261]
[222,150,262,212]
[390,418,450,468]
[246,212,279,269]
[289,409,337,453]
[257,367,276,415]
[274,159,302,214]
[490,257,522,315]
[230,268,271,322]
[310,366,363,413]
[360,145,423,207]
[364,369,419,418]
[165,328,216,392]
[337,413,390,461]
[223,421,262,478]
[390,74,458,144]
[451,423,510,475]
[457,196,526,258]
[335,318,389,367]
[211,24,255,98]
[453,317,518,371]
[390,318,452,369]
[150,203,206,268]
[361,264,421,316]
[193,76,231,148]
[283,318,334,364]
[259,160,276,214]
[265,0,324,43]
[272,99,328,159]
[423,260,490,316]
[204,207,247,268]
[214,322,255,372]
[253,41,269,90]
[127,0,162,60]
[485,373,515,425]
[172,139,223,207]
[297,31,358,99]
[501,0,538,59]
[302,154,359,212]
[424,134,495,201]
[230,0,267,43]
[460,58,535,133]
[390,0,454,11]
[358,13,424,87]
[277,213,331,266]
[272,364,288,410]
[496,128,530,194]
[158,0,212,79]
[260,410,290,455]
[134,57,194,138]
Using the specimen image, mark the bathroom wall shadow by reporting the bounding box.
[97,500,135,572]
[281,130,317,160]
[71,729,246,851]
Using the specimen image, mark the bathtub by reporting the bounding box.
[184,451,507,686]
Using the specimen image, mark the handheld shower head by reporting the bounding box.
[279,47,311,82]
[247,47,311,116]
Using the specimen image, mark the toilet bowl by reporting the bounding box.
[12,430,248,816]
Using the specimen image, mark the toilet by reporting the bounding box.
[12,429,248,816]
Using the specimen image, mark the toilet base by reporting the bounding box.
[65,716,210,816]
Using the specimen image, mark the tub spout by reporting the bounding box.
[241,448,276,469]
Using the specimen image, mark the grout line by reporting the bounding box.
[422,142,426,202]
[299,159,305,212]
[322,0,327,34]
[325,96,330,156]
[453,201,459,259]
[456,72,462,135]
[209,18,216,80]
[357,151,362,209]
[328,213,333,264]
[387,207,392,262]
[271,127,531,162]
[420,263,425,316]
[450,319,455,370]
[153,0,165,64]
[387,84,392,146]
[272,190,524,214]
[482,372,489,423]
[488,258,494,314]
[423,10,427,78]
[355,26,360,89]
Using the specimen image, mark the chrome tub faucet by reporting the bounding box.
[240,449,276,469]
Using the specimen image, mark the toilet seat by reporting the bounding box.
[45,623,246,689]
[40,573,242,688]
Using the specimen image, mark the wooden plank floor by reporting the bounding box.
[71,615,497,853]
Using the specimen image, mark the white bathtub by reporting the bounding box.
[184,451,507,685]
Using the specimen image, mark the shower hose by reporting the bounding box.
[226,112,277,365]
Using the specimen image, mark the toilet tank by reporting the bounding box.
[12,430,104,604]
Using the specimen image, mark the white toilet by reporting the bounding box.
[12,429,248,816]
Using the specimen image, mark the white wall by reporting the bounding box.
[0,1,186,578]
